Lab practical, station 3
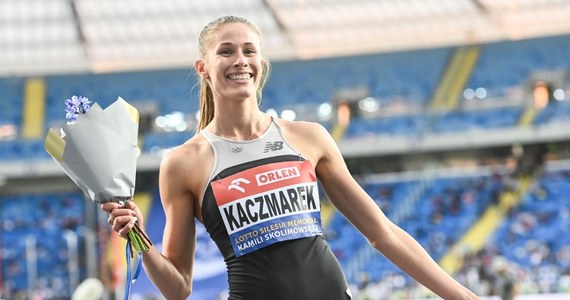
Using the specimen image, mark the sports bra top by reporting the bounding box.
[200,119,351,300]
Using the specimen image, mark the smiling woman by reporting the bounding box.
[101,15,479,300]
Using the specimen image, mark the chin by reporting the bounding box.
[232,89,256,100]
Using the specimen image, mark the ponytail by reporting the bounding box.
[196,78,214,133]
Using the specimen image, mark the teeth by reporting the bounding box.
[228,73,251,80]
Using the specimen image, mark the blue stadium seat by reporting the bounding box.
[142,130,194,152]
[487,169,570,272]
[534,101,570,125]
[327,174,499,285]
[0,192,87,298]
[0,77,24,131]
[466,35,570,99]
[431,106,524,134]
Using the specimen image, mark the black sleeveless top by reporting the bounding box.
[201,120,352,300]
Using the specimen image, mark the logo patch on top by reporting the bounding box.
[227,178,251,193]
[263,141,284,153]
[211,160,323,257]
[255,166,300,186]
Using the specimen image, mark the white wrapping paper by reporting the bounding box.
[45,97,140,203]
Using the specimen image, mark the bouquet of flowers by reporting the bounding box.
[44,95,152,254]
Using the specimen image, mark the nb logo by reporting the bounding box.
[228,178,250,193]
[263,141,284,153]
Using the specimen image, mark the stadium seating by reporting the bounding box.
[0,77,24,130]
[327,173,503,285]
[466,34,570,99]
[142,130,195,153]
[44,69,198,130]
[534,100,570,125]
[264,47,451,108]
[344,114,428,138]
[488,169,570,276]
[1,192,88,298]
[429,106,525,134]
[0,138,49,161]
[1,34,569,158]
[324,166,570,293]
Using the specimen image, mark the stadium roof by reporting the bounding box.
[2,0,570,76]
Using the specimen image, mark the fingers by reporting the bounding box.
[100,201,121,213]
[101,200,138,210]
[123,200,137,210]
[102,202,141,239]
[113,216,138,238]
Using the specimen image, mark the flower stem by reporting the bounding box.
[127,221,152,254]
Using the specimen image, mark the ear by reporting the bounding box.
[195,59,207,78]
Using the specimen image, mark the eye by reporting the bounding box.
[244,48,257,55]
[218,49,232,56]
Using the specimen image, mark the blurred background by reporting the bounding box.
[2,0,570,299]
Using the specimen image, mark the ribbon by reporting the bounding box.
[124,240,143,300]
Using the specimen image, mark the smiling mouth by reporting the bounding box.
[227,73,253,81]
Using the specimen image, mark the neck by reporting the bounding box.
[213,111,266,141]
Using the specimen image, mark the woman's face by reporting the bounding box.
[203,23,263,102]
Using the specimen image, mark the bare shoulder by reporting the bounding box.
[159,132,214,196]
[273,118,334,164]
[274,118,329,141]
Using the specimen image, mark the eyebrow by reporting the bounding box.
[217,42,256,47]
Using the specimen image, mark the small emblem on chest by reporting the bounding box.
[263,141,284,153]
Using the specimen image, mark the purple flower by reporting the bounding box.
[64,95,91,123]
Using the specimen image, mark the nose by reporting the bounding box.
[234,52,248,67]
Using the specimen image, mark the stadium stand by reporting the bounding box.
[465,35,570,100]
[485,167,570,292]
[0,78,24,130]
[1,192,88,299]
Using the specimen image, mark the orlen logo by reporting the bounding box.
[255,167,300,186]
[228,178,251,193]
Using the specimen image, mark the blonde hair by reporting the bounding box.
[195,15,271,132]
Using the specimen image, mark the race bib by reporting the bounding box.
[211,160,323,257]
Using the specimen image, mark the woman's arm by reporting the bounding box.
[310,123,479,300]
[102,145,199,300]
[144,148,198,299]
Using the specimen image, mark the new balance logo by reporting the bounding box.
[228,178,251,193]
[263,141,284,153]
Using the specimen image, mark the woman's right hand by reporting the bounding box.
[101,200,144,239]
